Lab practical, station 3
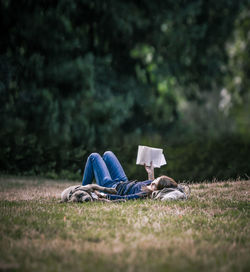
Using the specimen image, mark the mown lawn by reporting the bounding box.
[0,176,249,272]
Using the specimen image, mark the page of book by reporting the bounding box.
[136,145,167,168]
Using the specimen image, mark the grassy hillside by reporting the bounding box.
[0,177,249,272]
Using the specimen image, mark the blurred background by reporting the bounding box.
[0,0,249,182]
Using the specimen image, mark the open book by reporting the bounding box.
[136,145,167,168]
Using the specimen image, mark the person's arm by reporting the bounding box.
[144,161,155,180]
[106,192,147,201]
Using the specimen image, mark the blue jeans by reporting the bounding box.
[82,151,128,188]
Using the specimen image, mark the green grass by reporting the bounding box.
[0,176,249,272]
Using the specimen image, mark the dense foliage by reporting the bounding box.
[0,0,249,181]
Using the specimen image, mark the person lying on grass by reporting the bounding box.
[80,151,178,201]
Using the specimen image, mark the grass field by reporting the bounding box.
[0,176,249,272]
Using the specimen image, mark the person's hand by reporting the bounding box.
[95,191,107,198]
[144,161,153,174]
[108,188,117,194]
[144,161,155,180]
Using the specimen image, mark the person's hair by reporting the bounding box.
[156,176,177,190]
[141,175,177,196]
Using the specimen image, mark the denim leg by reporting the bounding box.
[82,153,115,187]
[103,151,128,182]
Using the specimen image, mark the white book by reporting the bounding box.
[136,145,167,168]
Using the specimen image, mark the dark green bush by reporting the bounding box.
[0,1,249,182]
[159,134,250,182]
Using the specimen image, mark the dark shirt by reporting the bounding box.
[107,180,152,200]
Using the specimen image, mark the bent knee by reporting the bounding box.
[103,151,113,156]
[103,151,115,159]
[89,152,101,160]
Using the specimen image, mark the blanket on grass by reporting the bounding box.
[151,185,190,201]
[61,184,190,203]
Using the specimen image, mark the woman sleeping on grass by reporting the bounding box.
[81,151,178,200]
